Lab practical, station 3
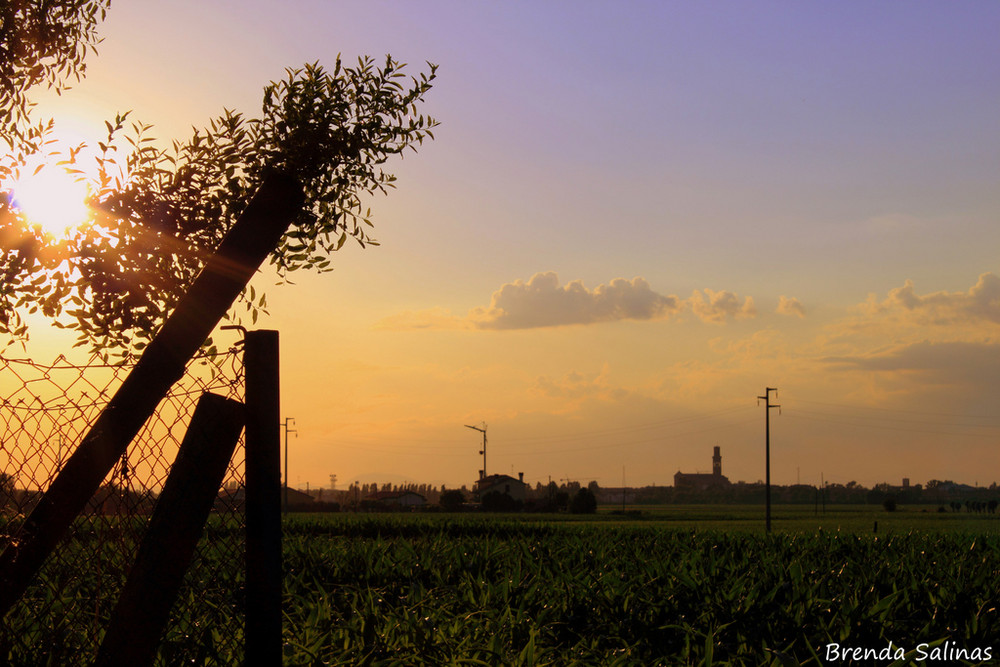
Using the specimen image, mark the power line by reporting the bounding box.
[323,414,759,457]
[497,406,756,447]
[785,396,1000,422]
[516,417,759,456]
[317,405,756,452]
[784,410,1000,439]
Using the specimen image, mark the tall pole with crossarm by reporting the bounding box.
[281,417,296,513]
[465,423,487,482]
[757,387,780,533]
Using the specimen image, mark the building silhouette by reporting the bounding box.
[475,472,528,503]
[674,446,731,490]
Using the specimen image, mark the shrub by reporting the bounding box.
[439,489,465,512]
[481,491,521,512]
[570,488,597,514]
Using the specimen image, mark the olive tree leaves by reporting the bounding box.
[1,54,438,358]
[0,0,107,343]
[261,58,439,279]
[1,0,109,150]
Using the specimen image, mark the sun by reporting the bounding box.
[7,161,91,239]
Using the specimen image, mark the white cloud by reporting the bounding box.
[470,272,683,329]
[863,273,1000,325]
[377,272,761,331]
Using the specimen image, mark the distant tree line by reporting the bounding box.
[5,472,997,517]
[281,478,1000,512]
[311,482,449,507]
[580,479,999,509]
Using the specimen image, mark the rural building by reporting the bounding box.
[674,446,731,490]
[476,472,527,502]
[364,491,427,508]
[215,485,245,512]
[283,486,316,509]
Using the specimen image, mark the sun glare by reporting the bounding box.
[8,163,92,239]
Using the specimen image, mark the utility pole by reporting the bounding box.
[280,417,296,513]
[465,423,487,481]
[757,387,780,533]
[821,472,826,515]
[622,466,626,513]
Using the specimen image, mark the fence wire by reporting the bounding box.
[0,348,247,665]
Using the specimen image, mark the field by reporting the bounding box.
[568,504,1000,534]
[279,507,1000,666]
[2,505,998,665]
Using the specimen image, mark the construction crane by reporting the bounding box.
[560,477,597,491]
[464,423,487,480]
[559,478,579,490]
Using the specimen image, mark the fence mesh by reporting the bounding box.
[0,347,247,665]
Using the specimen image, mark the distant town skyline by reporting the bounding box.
[18,1,1000,489]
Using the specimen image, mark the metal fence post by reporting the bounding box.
[245,330,282,664]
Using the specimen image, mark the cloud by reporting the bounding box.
[862,273,1000,325]
[376,272,760,331]
[776,295,805,318]
[688,289,756,323]
[822,341,1000,391]
[533,364,629,402]
[470,272,683,329]
[373,307,467,331]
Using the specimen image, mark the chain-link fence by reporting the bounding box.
[0,348,247,665]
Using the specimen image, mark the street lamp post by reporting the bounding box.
[280,417,296,513]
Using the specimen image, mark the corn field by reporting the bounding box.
[278,515,1000,666]
[0,511,996,664]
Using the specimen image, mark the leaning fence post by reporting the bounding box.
[244,329,282,663]
[0,172,303,617]
[94,392,245,667]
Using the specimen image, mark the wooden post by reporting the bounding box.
[0,172,303,616]
[95,392,244,667]
[244,330,282,664]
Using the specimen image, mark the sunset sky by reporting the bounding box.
[20,1,1000,491]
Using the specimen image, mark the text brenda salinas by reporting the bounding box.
[825,641,992,662]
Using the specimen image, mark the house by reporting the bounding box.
[215,485,245,512]
[283,486,316,509]
[476,472,527,503]
[674,446,731,490]
[364,491,427,508]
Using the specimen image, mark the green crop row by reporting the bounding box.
[280,515,1000,665]
[1,514,997,665]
